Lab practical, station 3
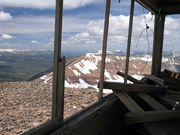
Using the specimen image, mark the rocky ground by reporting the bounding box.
[0,81,98,135]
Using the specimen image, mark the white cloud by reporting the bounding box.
[1,34,13,39]
[0,11,12,21]
[0,15,90,34]
[31,40,40,44]
[62,14,180,52]
[0,0,99,10]
[63,13,155,51]
[0,16,54,34]
[64,0,98,10]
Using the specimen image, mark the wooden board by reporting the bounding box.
[103,81,166,94]
[144,74,164,86]
[137,93,167,111]
[114,91,144,113]
[126,110,180,124]
[117,71,145,84]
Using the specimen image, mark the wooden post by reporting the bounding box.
[124,0,135,83]
[99,0,111,101]
[151,14,165,75]
[52,0,64,120]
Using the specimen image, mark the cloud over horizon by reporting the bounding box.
[1,34,13,39]
[0,0,99,10]
[0,11,12,21]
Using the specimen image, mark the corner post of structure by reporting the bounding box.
[52,0,64,122]
[99,0,111,101]
[124,0,135,83]
[151,13,165,75]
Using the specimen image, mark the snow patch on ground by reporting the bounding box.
[40,73,53,84]
[65,79,97,89]
[132,55,152,62]
[104,70,112,80]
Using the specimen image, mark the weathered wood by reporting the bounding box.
[117,71,145,84]
[151,14,165,75]
[137,93,167,111]
[126,110,180,124]
[103,81,167,94]
[135,0,158,14]
[144,74,164,86]
[114,91,144,113]
[99,0,111,100]
[159,76,180,86]
[50,95,123,135]
[124,0,135,83]
[52,0,64,119]
[162,4,180,15]
[57,56,65,120]
[163,69,180,80]
[23,118,61,135]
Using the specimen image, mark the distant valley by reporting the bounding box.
[0,49,53,81]
[0,49,180,86]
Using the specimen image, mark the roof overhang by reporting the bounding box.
[135,0,180,15]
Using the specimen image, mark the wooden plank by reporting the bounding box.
[151,14,165,75]
[24,118,61,135]
[124,0,135,84]
[114,91,144,113]
[103,81,167,94]
[57,56,65,120]
[137,93,167,111]
[126,110,180,124]
[163,69,180,80]
[99,0,111,100]
[117,71,145,84]
[159,76,180,86]
[52,0,64,119]
[144,74,164,86]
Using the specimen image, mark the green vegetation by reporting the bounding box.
[0,51,53,82]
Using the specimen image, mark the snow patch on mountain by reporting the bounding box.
[74,59,98,74]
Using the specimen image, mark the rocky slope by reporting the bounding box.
[0,81,98,135]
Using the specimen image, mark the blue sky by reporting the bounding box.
[0,0,180,54]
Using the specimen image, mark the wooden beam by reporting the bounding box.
[103,81,167,94]
[159,76,180,86]
[114,91,144,113]
[99,0,111,100]
[144,74,164,86]
[52,0,64,119]
[135,0,158,14]
[163,69,180,80]
[137,93,167,111]
[124,0,135,83]
[151,14,165,75]
[117,71,145,84]
[23,118,61,135]
[162,5,180,15]
[57,57,65,120]
[126,110,180,124]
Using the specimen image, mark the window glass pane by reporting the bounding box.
[162,15,180,72]
[0,1,54,134]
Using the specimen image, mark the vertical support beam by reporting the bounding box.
[99,0,111,101]
[52,0,64,120]
[124,0,135,83]
[151,14,165,75]
[57,57,65,120]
